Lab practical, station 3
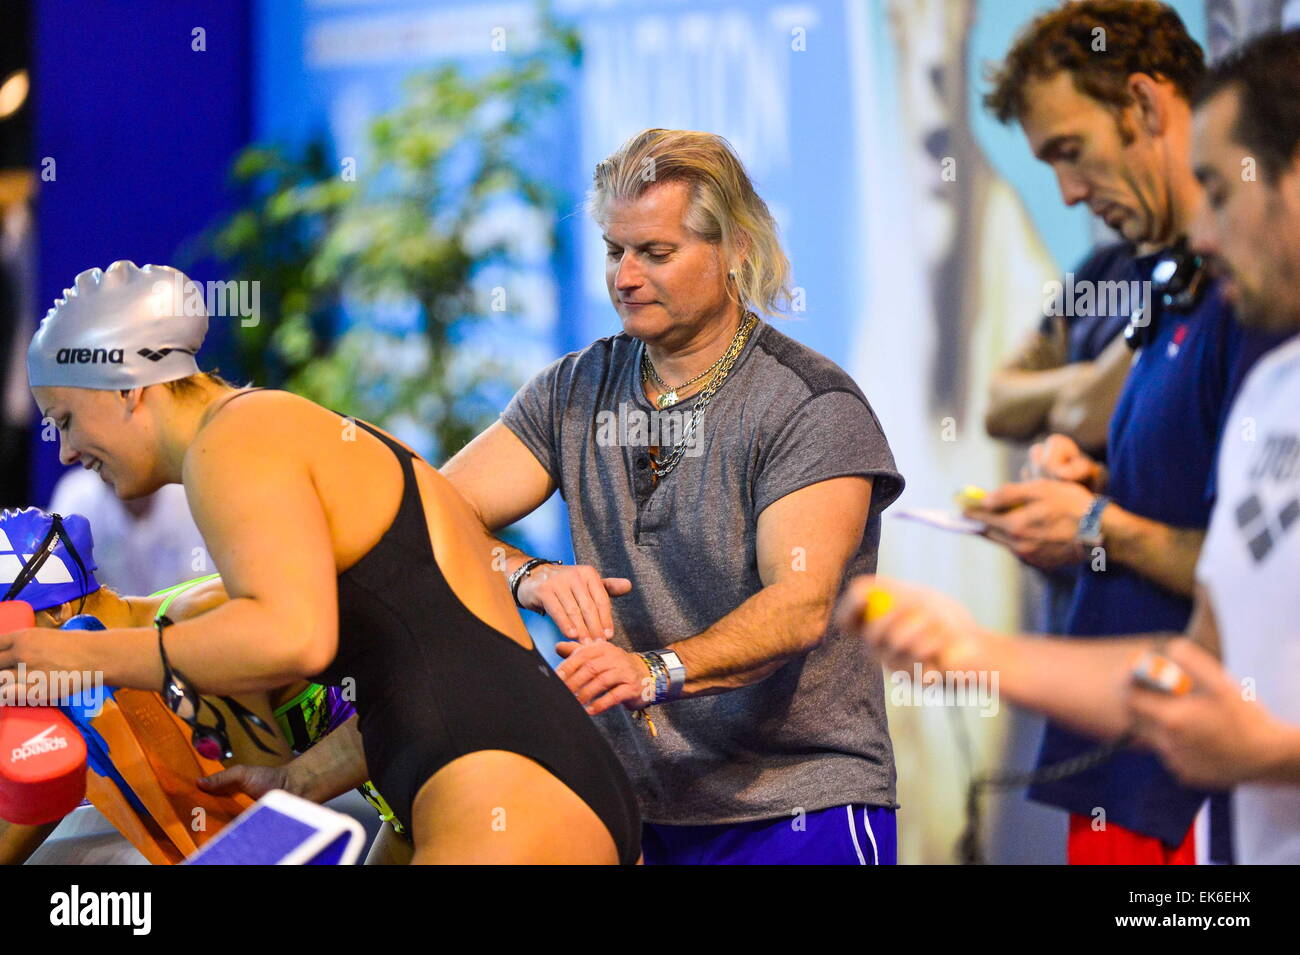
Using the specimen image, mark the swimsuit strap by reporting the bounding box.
[208,386,267,414]
[345,417,431,554]
[273,682,326,754]
[349,416,416,460]
[151,574,222,619]
[191,386,270,433]
[273,682,323,723]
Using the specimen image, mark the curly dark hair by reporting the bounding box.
[1193,29,1300,185]
[985,0,1206,125]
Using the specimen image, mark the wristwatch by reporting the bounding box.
[1077,495,1111,549]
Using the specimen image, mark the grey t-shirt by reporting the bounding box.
[501,318,905,825]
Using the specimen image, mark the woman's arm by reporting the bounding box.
[7,400,341,696]
[157,577,294,762]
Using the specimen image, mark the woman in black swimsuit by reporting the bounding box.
[6,261,640,864]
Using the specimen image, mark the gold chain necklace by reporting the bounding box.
[642,311,758,479]
[643,345,730,409]
[641,312,754,410]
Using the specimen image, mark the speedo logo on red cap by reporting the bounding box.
[10,724,70,762]
[55,347,124,365]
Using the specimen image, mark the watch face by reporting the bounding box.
[1077,498,1105,550]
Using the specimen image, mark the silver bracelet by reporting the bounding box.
[638,649,687,703]
[637,652,669,704]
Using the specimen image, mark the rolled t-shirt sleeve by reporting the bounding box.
[753,388,905,519]
[500,356,566,486]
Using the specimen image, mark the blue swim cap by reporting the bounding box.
[0,508,101,612]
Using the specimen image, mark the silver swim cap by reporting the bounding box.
[27,260,208,390]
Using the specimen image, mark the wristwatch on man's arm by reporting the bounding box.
[1077,495,1112,549]
[636,649,686,703]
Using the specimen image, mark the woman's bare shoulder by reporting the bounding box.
[187,390,341,458]
[166,577,230,621]
[191,390,427,462]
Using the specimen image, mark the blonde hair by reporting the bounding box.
[161,371,234,398]
[587,129,793,316]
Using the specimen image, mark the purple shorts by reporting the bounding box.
[642,804,897,865]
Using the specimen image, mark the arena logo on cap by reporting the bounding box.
[0,529,74,585]
[54,347,125,366]
[137,347,188,362]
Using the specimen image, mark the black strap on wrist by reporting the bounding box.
[156,614,278,759]
[509,557,560,607]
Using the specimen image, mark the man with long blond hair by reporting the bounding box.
[487,127,906,863]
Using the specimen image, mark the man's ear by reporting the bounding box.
[729,230,753,275]
[1128,73,1169,137]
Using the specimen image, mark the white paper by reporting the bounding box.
[892,507,987,536]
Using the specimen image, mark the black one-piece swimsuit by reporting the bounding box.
[301,412,640,863]
[319,418,639,867]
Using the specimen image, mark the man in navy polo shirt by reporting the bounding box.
[968,0,1282,863]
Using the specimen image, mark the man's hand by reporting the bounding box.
[555,640,653,716]
[516,564,631,642]
[1024,434,1105,490]
[201,713,368,805]
[834,575,993,676]
[198,763,291,801]
[1127,640,1298,788]
[969,479,1095,570]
